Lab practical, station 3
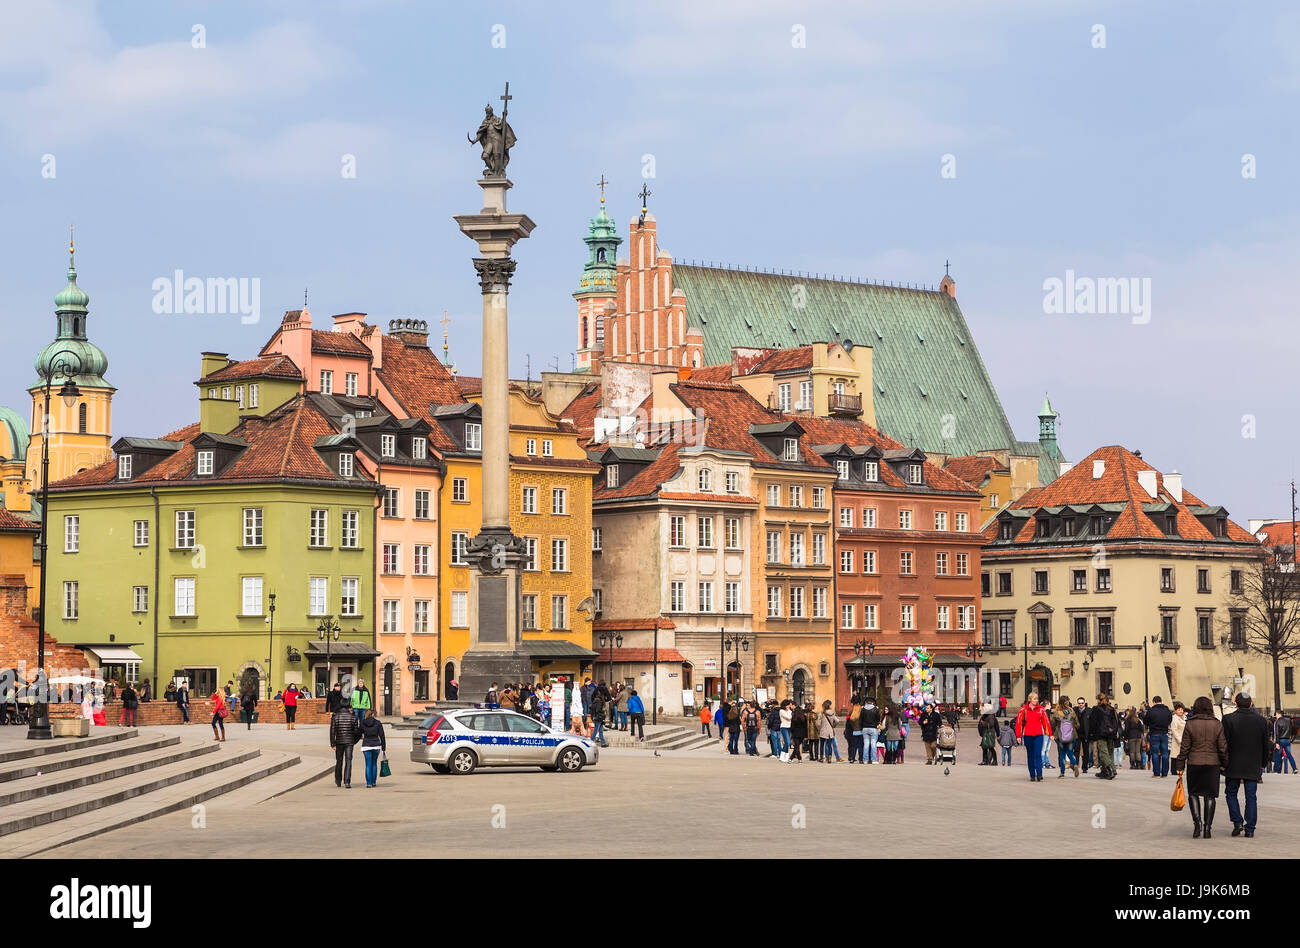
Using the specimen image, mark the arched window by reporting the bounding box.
[597,248,606,263]
[78,402,88,434]
[581,316,588,348]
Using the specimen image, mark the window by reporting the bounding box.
[1230,570,1242,594]
[319,370,333,394]
[997,572,1012,595]
[907,463,922,485]
[413,544,430,575]
[134,520,149,547]
[725,582,740,613]
[414,490,430,520]
[981,572,990,596]
[345,372,358,397]
[999,520,1015,541]
[766,484,781,506]
[900,551,914,575]
[341,510,359,547]
[552,488,567,515]
[899,509,913,530]
[308,577,327,616]
[59,580,78,619]
[767,531,781,563]
[208,387,217,399]
[541,440,552,457]
[174,577,195,617]
[382,543,400,575]
[1063,517,1075,537]
[522,595,537,630]
[671,581,685,612]
[1033,569,1048,593]
[836,459,850,481]
[133,585,148,613]
[798,380,812,410]
[1160,613,1176,646]
[698,582,714,613]
[1198,613,1212,648]
[1072,569,1087,592]
[242,576,263,615]
[413,600,430,634]
[1287,666,1295,694]
[592,527,602,552]
[1097,616,1114,646]
[521,486,536,514]
[812,486,825,508]
[840,507,854,528]
[605,466,619,489]
[1072,617,1089,647]
[1197,568,1210,593]
[936,552,949,576]
[338,453,353,477]
[593,589,602,614]
[551,595,567,629]
[698,468,712,492]
[309,509,328,547]
[935,511,948,531]
[788,485,802,508]
[901,603,915,630]
[999,618,1013,647]
[670,516,686,547]
[864,461,878,482]
[956,552,969,576]
[1096,569,1112,592]
[768,586,782,617]
[1161,567,1174,592]
[725,518,741,549]
[789,586,804,618]
[1034,616,1049,646]
[812,586,827,618]
[939,605,951,631]
[990,493,1000,508]
[958,605,974,630]
[341,577,358,616]
[64,515,79,553]
[726,471,739,493]
[697,516,714,548]
[863,604,877,629]
[551,538,568,572]
[863,507,877,529]
[175,510,196,549]
[464,423,482,451]
[117,455,132,480]
[1036,518,1052,538]
[381,434,396,458]
[526,438,536,456]
[243,508,263,546]
[382,600,400,634]
[789,533,805,566]
[841,604,854,629]
[783,439,799,461]
[523,537,537,571]
[196,450,214,476]
[248,384,259,408]
[1230,615,1245,648]
[955,512,968,532]
[812,533,826,565]
[981,619,992,646]
[840,550,855,573]
[777,383,791,412]
[863,549,876,573]
[383,487,400,518]
[450,532,468,566]
[451,591,468,627]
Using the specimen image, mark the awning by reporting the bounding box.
[844,653,983,669]
[521,640,599,658]
[593,647,687,663]
[79,645,144,663]
[304,641,380,661]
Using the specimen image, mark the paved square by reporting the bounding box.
[28,724,1300,858]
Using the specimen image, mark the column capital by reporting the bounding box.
[473,256,517,294]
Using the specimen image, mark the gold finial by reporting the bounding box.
[69,224,75,260]
[597,174,608,206]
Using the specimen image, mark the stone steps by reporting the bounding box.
[199,756,334,808]
[0,733,179,783]
[0,727,138,765]
[0,740,219,806]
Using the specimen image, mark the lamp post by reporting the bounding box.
[965,640,984,707]
[853,638,874,703]
[598,632,623,693]
[317,615,340,696]
[719,629,750,701]
[265,592,276,699]
[1143,634,1161,707]
[28,350,83,741]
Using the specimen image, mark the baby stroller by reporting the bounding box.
[936,723,957,765]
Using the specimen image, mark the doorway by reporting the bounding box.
[444,661,456,700]
[239,667,261,701]
[383,662,394,716]
[726,661,741,700]
[792,668,808,705]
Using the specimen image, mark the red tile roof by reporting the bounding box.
[593,617,676,631]
[0,507,38,533]
[748,346,813,375]
[310,330,372,357]
[690,363,733,384]
[200,354,302,384]
[791,414,975,493]
[559,384,605,446]
[668,380,832,471]
[592,647,686,663]
[594,441,685,501]
[658,492,759,504]
[454,376,482,395]
[1255,522,1298,549]
[943,455,999,489]
[374,337,465,452]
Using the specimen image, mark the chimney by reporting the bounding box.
[1092,459,1106,479]
[1165,470,1183,503]
[940,273,956,299]
[200,352,230,379]
[1249,519,1267,534]
[332,312,367,335]
[1137,469,1158,498]
[388,318,429,347]
[1059,461,1073,476]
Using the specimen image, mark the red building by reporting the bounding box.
[796,416,984,709]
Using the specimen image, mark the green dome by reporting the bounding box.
[0,406,29,462]
[54,266,89,312]
[34,338,110,387]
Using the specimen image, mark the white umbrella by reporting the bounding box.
[48,675,106,686]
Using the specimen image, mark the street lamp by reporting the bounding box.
[264,592,276,699]
[597,632,623,692]
[719,628,750,701]
[852,638,874,702]
[1143,633,1161,706]
[28,350,82,741]
[317,615,340,697]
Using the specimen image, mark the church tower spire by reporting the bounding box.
[1037,393,1061,460]
[573,176,621,373]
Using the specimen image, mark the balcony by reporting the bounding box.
[828,392,862,415]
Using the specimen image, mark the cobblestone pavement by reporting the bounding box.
[31,725,1300,858]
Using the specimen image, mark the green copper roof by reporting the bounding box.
[34,243,111,389]
[671,265,1061,484]
[0,407,29,462]
[574,204,621,297]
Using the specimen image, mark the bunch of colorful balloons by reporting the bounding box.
[898,646,935,721]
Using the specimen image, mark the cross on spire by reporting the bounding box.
[597,174,608,205]
[499,82,511,117]
[944,259,950,277]
[638,182,652,224]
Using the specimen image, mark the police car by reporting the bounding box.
[410,708,599,775]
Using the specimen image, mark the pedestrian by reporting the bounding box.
[326,681,345,714]
[920,703,941,765]
[742,701,762,756]
[725,700,741,755]
[118,681,138,727]
[844,697,863,763]
[139,679,152,703]
[714,701,726,743]
[999,694,1008,718]
[241,686,258,730]
[1075,696,1092,772]
[226,682,237,716]
[1014,692,1053,782]
[1170,700,1187,769]
[348,678,370,727]
[882,706,902,764]
[1222,692,1271,838]
[998,718,1015,765]
[589,684,609,747]
[579,678,592,726]
[485,681,500,709]
[803,702,820,761]
[211,688,228,742]
[163,680,176,703]
[764,702,782,757]
[897,717,908,763]
[978,705,999,765]
[1174,696,1228,838]
[1050,699,1081,778]
[779,699,793,761]
[616,685,631,731]
[1146,696,1173,777]
[861,696,880,765]
[818,700,841,762]
[1271,709,1296,774]
[177,680,190,724]
[447,678,459,701]
[699,702,713,737]
[359,708,387,788]
[1087,693,1120,780]
[1122,707,1145,769]
[283,683,299,730]
[330,701,360,788]
[789,701,806,762]
[627,689,645,741]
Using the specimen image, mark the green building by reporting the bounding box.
[46,394,380,698]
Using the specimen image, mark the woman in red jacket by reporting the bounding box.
[1015,693,1053,782]
[283,683,299,731]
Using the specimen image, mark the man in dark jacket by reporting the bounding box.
[1272,710,1296,773]
[860,699,881,764]
[1088,694,1120,779]
[589,685,608,747]
[1145,696,1174,778]
[919,705,942,764]
[329,705,360,788]
[326,681,345,714]
[1074,696,1092,772]
[1222,693,1272,837]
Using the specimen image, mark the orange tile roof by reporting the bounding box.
[594,441,685,501]
[791,414,975,493]
[667,380,832,471]
[748,346,813,375]
[310,330,372,356]
[560,383,605,446]
[374,337,465,452]
[593,617,676,631]
[943,455,999,489]
[658,492,759,504]
[200,354,302,384]
[690,363,733,384]
[592,647,686,663]
[0,507,38,533]
[1255,522,1298,548]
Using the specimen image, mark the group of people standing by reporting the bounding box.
[576,679,646,745]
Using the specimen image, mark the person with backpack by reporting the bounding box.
[860,697,880,764]
[789,702,806,762]
[1270,709,1296,773]
[118,681,139,728]
[1087,693,1121,780]
[1145,696,1174,777]
[1014,693,1053,782]
[627,689,645,741]
[998,718,1015,765]
[740,701,761,756]
[881,706,902,764]
[978,705,1000,765]
[1050,699,1081,777]
[241,685,258,730]
[485,682,500,709]
[589,685,609,747]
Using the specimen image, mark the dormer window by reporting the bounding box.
[196,450,214,476]
[783,438,799,461]
[907,463,922,485]
[606,466,619,489]
[117,455,132,480]
[1063,518,1075,537]
[1036,518,1052,538]
[1000,520,1016,541]
[1090,515,1105,534]
[864,461,878,482]
[698,468,712,492]
[381,434,396,458]
[412,437,426,460]
[836,459,849,481]
[1165,515,1177,535]
[1216,518,1227,537]
[465,423,482,452]
[339,452,354,477]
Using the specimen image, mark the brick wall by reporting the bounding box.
[0,573,86,673]
[49,697,334,724]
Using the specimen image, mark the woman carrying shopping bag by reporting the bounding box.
[359,708,388,788]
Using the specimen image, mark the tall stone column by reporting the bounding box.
[453,176,535,701]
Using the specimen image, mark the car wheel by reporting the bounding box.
[448,748,477,775]
[430,763,449,774]
[557,747,586,773]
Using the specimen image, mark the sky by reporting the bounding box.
[1,0,1296,521]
